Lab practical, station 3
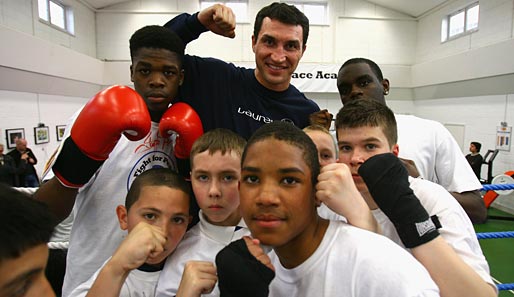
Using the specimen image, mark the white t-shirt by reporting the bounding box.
[156,210,250,297]
[372,177,496,293]
[52,117,177,296]
[396,114,481,193]
[269,220,439,297]
[69,257,160,297]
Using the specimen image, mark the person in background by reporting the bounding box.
[336,57,487,223]
[0,183,56,297]
[0,143,26,186]
[465,142,483,180]
[7,138,39,187]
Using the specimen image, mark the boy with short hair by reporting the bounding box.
[217,121,439,297]
[156,128,249,297]
[331,99,496,296]
[35,25,203,296]
[0,183,55,297]
[69,168,193,297]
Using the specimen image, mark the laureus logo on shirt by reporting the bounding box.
[237,107,295,125]
[237,107,272,123]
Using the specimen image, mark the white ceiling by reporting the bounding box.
[83,0,448,18]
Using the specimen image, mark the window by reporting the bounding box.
[286,2,328,25]
[441,2,479,42]
[38,0,75,35]
[200,0,248,23]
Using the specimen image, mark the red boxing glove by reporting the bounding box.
[159,103,203,159]
[53,85,151,187]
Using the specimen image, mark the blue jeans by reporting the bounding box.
[24,174,40,187]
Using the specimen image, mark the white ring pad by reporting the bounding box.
[491,174,514,196]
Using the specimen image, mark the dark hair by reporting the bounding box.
[254,2,309,47]
[190,128,247,168]
[0,184,55,261]
[125,168,191,211]
[339,57,384,81]
[471,142,482,152]
[335,99,398,147]
[129,25,185,66]
[242,122,320,187]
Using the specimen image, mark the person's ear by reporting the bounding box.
[116,205,129,230]
[382,78,390,95]
[392,144,399,156]
[129,65,135,83]
[251,35,257,53]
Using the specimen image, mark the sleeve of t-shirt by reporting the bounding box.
[433,122,481,192]
[163,12,208,46]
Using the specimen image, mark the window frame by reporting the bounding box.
[199,0,249,23]
[285,1,329,26]
[37,0,75,35]
[441,2,479,43]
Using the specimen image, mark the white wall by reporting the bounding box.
[0,90,88,177]
[413,94,514,178]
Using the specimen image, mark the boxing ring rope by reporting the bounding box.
[477,182,514,291]
[481,184,514,191]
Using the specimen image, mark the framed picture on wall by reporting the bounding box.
[5,128,25,149]
[34,126,50,145]
[56,125,66,141]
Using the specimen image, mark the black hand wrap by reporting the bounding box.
[215,239,275,297]
[358,153,441,248]
[52,137,104,188]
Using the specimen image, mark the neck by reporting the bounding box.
[274,215,329,269]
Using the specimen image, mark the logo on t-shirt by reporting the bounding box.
[237,107,296,126]
[126,151,176,191]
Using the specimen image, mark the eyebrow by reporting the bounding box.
[193,169,239,175]
[242,166,305,175]
[357,74,375,81]
[338,136,382,145]
[2,268,42,290]
[261,33,301,44]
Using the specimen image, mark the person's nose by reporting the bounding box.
[270,47,286,64]
[350,149,366,167]
[350,84,364,99]
[208,180,222,199]
[149,72,165,88]
[255,180,280,207]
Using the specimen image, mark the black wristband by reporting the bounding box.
[396,215,441,248]
[52,137,104,187]
[216,239,275,297]
[359,153,441,248]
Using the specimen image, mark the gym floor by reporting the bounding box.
[474,207,514,296]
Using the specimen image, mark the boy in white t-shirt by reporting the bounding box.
[69,168,197,297]
[326,99,496,297]
[156,128,250,297]
[216,121,439,297]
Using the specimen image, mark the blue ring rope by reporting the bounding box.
[481,184,514,191]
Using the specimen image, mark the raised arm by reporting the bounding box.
[359,153,496,297]
[34,86,151,223]
[164,4,235,46]
[316,162,379,233]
